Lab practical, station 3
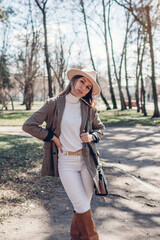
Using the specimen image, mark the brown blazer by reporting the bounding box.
[22,94,106,191]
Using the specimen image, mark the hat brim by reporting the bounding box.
[67,69,100,96]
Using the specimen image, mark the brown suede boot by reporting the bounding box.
[75,209,99,240]
[70,211,83,240]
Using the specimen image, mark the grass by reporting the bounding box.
[0,100,160,126]
[0,134,61,223]
[0,110,33,125]
[0,134,43,182]
[99,109,160,126]
[0,101,43,126]
[0,105,160,127]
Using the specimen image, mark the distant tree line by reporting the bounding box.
[0,0,160,118]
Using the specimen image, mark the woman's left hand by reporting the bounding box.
[80,132,94,143]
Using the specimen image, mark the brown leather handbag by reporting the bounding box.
[87,143,108,196]
[85,115,108,196]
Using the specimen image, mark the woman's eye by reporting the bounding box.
[80,80,84,83]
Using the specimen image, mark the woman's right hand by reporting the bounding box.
[52,136,63,153]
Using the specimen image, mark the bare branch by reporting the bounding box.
[34,0,43,11]
[113,0,146,28]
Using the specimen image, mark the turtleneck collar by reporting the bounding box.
[66,92,80,104]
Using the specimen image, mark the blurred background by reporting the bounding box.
[0,0,160,118]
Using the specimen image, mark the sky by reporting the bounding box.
[0,0,160,87]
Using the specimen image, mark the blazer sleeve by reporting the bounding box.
[91,107,106,143]
[22,99,55,141]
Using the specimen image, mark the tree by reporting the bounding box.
[108,1,127,110]
[140,34,147,116]
[14,0,40,110]
[24,1,40,110]
[23,32,40,110]
[145,5,159,117]
[50,14,75,94]
[102,0,117,109]
[35,0,53,98]
[51,40,66,93]
[80,0,111,110]
[124,11,134,109]
[0,9,13,109]
[113,0,160,117]
[0,54,14,109]
[0,2,7,22]
[135,27,141,112]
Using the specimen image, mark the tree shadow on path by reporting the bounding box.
[1,129,160,240]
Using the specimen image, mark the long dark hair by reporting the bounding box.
[59,75,94,107]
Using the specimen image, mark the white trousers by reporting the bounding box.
[58,152,94,213]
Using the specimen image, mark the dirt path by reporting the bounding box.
[0,126,160,240]
[0,126,29,136]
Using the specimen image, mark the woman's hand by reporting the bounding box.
[80,132,94,143]
[52,136,63,153]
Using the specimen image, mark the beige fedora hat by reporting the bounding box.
[67,68,100,96]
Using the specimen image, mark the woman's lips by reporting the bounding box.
[77,89,83,94]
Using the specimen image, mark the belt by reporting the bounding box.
[63,149,82,156]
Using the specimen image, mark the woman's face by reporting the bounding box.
[71,77,92,97]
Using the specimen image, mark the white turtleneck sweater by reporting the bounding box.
[59,93,82,152]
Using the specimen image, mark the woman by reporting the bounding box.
[22,68,106,240]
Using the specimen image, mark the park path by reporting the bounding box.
[0,126,29,136]
[0,125,160,240]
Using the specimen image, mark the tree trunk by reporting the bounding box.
[124,12,132,109]
[135,29,141,112]
[24,79,32,110]
[80,0,111,110]
[35,0,53,98]
[135,72,140,112]
[43,10,53,98]
[108,1,126,110]
[140,75,147,116]
[139,34,147,116]
[102,0,117,109]
[124,43,132,109]
[145,6,159,118]
[0,62,3,104]
[117,80,126,110]
[5,91,14,110]
[0,82,3,104]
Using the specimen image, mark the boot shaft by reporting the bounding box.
[74,209,99,240]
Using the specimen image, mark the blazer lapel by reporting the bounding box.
[80,99,89,133]
[55,95,66,137]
